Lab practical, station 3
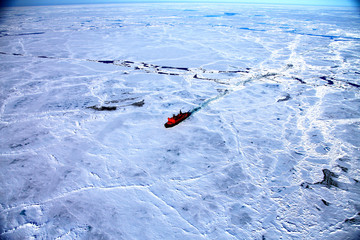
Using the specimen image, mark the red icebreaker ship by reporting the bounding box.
[164,110,191,128]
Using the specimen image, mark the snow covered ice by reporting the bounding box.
[1,3,360,239]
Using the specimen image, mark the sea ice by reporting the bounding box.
[0,3,360,240]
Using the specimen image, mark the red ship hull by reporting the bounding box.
[164,112,191,128]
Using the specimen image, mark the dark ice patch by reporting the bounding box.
[347,81,360,88]
[87,106,117,111]
[286,29,360,40]
[229,204,252,226]
[3,32,45,37]
[98,60,115,64]
[37,56,55,59]
[205,12,238,17]
[224,12,237,16]
[131,99,145,107]
[238,27,266,32]
[345,212,360,224]
[337,164,349,173]
[315,169,339,188]
[104,97,137,104]
[321,199,330,206]
[300,182,312,189]
[293,77,306,84]
[157,71,180,76]
[205,14,222,17]
[218,69,249,73]
[320,76,334,85]
[308,129,324,143]
[277,94,291,102]
[161,66,189,71]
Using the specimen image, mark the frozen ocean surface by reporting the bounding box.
[0,3,360,239]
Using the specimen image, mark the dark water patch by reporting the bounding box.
[184,9,197,11]
[345,212,360,224]
[300,182,312,189]
[337,165,348,173]
[321,199,330,206]
[157,71,179,76]
[10,141,30,149]
[315,169,339,188]
[218,69,249,73]
[355,72,360,75]
[193,74,229,85]
[301,169,343,189]
[10,158,25,164]
[238,27,266,32]
[205,14,222,18]
[286,29,360,40]
[337,156,350,162]
[98,60,114,64]
[293,77,306,84]
[104,97,137,104]
[111,23,123,27]
[37,55,55,59]
[16,32,45,36]
[205,13,237,17]
[87,106,117,111]
[131,99,145,107]
[193,74,201,79]
[277,94,291,102]
[320,76,334,85]
[262,73,278,78]
[347,82,360,88]
[104,100,119,104]
[161,66,189,71]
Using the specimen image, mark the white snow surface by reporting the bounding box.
[1,3,360,240]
